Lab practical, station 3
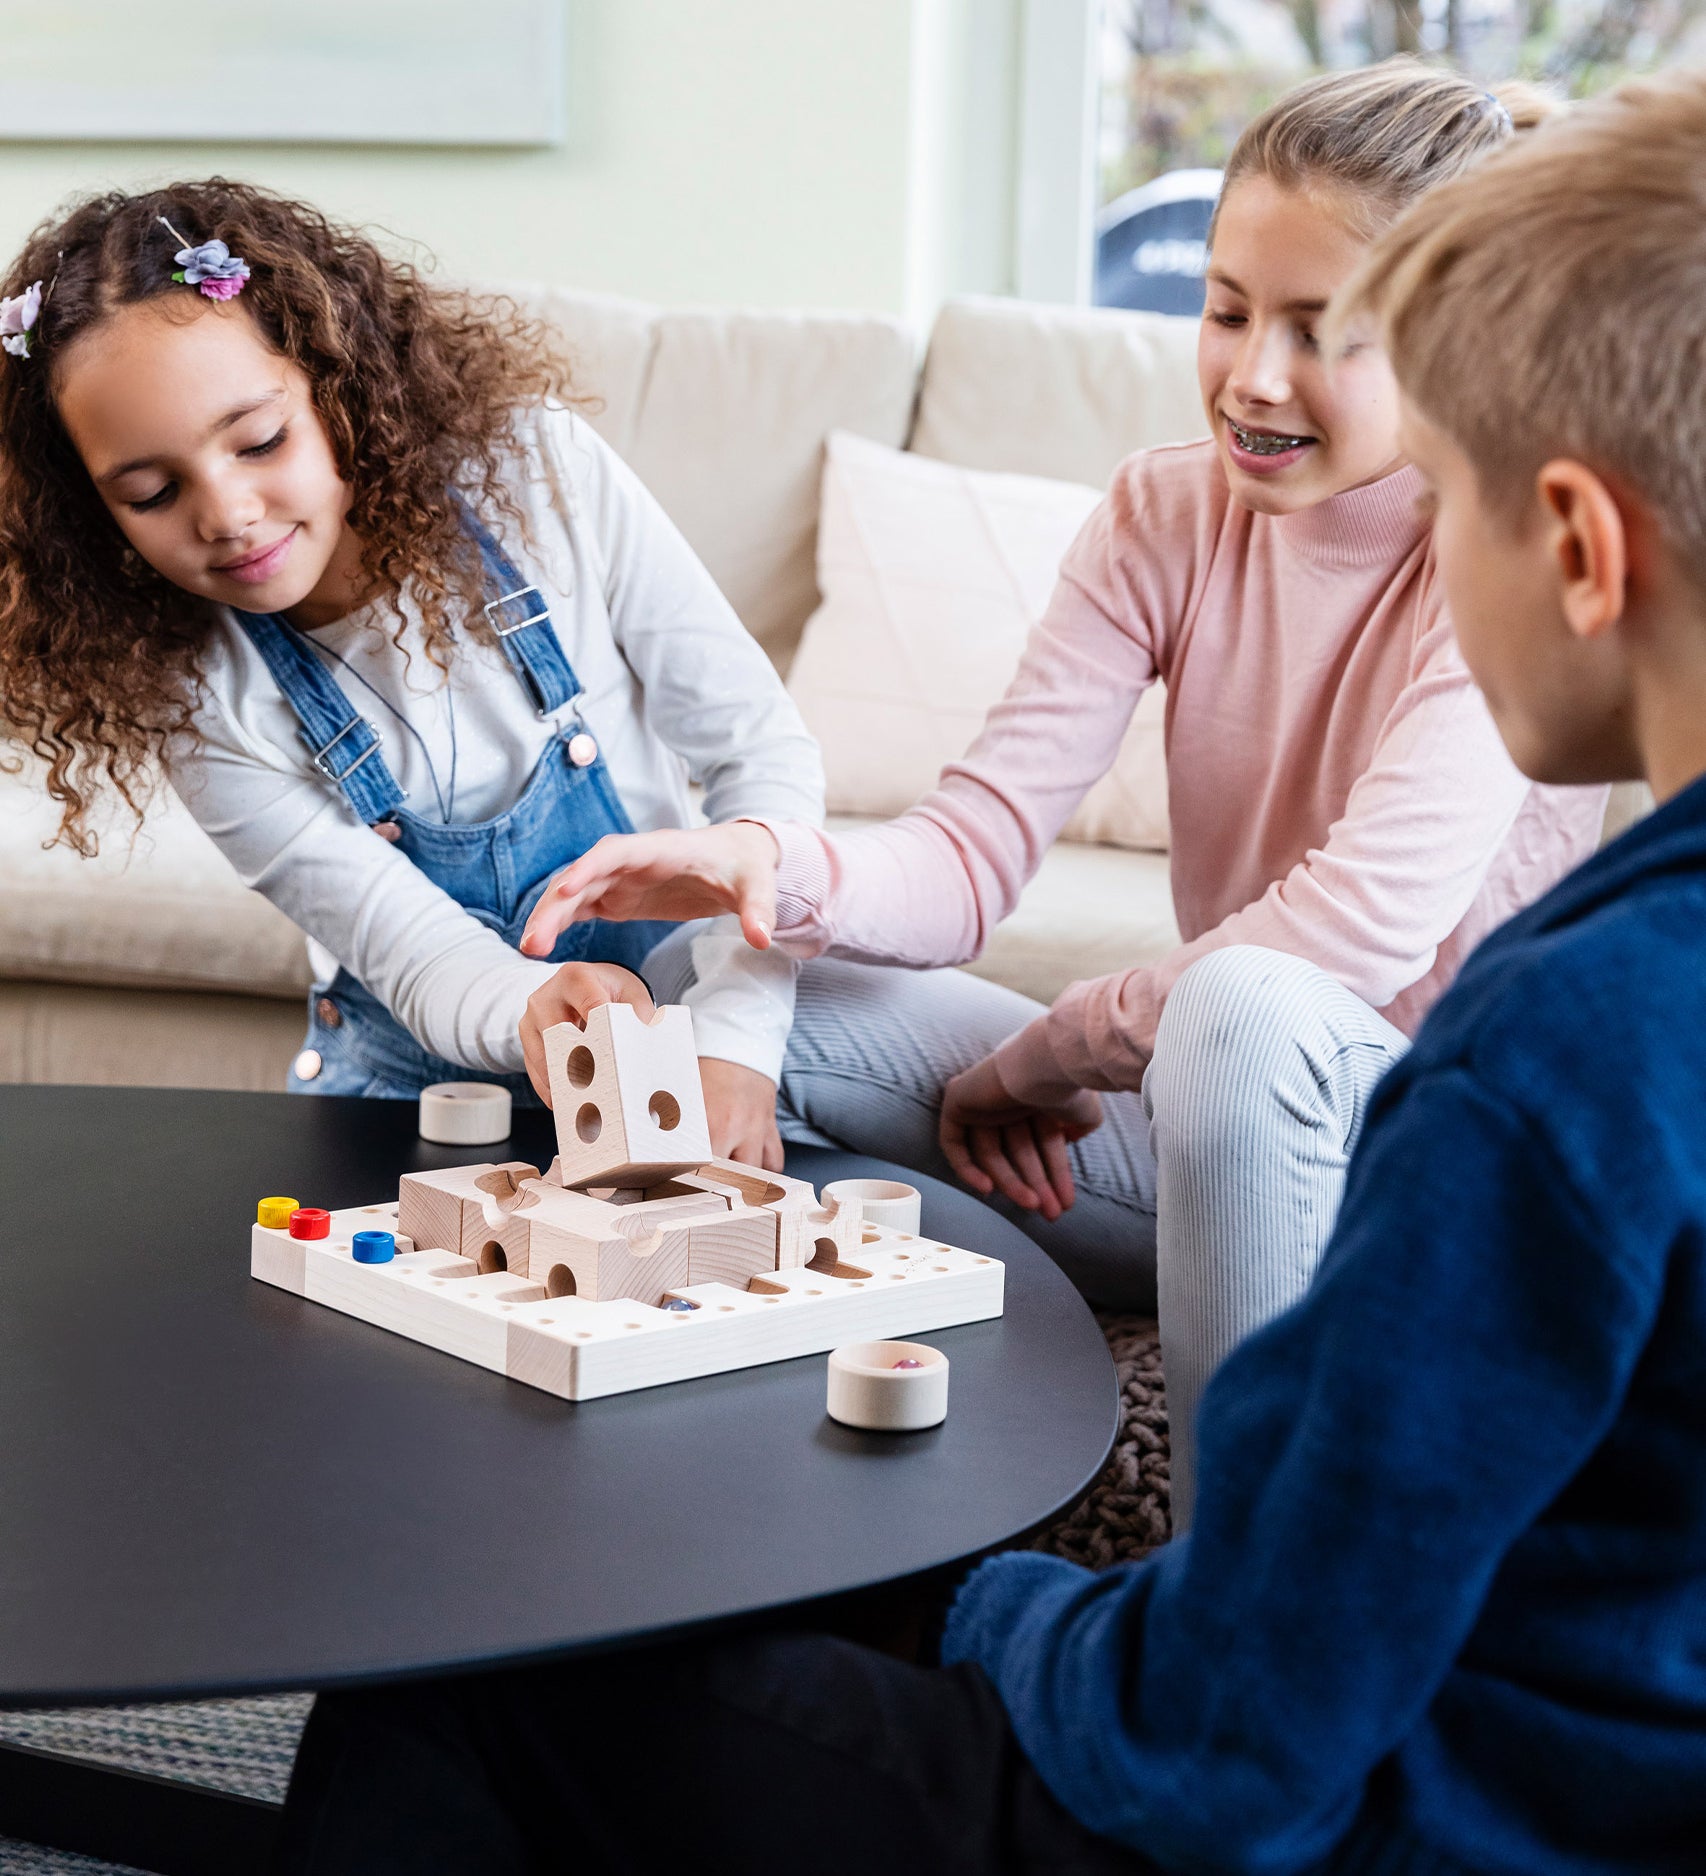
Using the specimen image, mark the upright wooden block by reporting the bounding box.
[545,1005,712,1188]
[398,1162,539,1272]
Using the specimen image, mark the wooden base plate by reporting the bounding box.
[252,1203,1005,1402]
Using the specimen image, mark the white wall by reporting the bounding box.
[0,0,1021,322]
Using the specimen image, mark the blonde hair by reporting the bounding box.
[1214,58,1557,243]
[1344,69,1706,587]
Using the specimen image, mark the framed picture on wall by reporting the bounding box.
[0,0,565,146]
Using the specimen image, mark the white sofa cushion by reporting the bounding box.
[786,432,1169,851]
[503,286,918,673]
[0,763,310,999]
[909,296,1207,489]
[827,815,1178,1008]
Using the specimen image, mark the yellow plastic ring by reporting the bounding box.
[256,1195,301,1230]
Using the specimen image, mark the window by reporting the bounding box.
[1093,0,1706,311]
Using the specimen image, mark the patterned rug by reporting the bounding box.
[0,1318,1168,1874]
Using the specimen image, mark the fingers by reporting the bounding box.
[969,1123,1041,1213]
[1002,1123,1061,1222]
[1037,1122,1077,1214]
[737,866,777,952]
[519,1009,552,1106]
[520,835,649,958]
[939,1112,994,1197]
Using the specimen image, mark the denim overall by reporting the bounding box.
[238,515,673,1100]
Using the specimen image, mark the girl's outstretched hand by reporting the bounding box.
[521,961,656,1105]
[938,1054,1103,1222]
[520,822,781,960]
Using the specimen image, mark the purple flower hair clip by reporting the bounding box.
[0,280,43,360]
[158,218,251,301]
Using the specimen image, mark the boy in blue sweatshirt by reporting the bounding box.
[278,72,1706,1876]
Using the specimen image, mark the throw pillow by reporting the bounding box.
[786,431,1168,851]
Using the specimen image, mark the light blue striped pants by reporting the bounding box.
[648,934,1407,1525]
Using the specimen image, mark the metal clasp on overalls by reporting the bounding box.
[482,585,551,637]
[311,716,382,784]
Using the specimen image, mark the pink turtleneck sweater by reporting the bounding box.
[764,439,1608,1106]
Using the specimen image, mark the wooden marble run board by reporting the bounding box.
[250,1003,1005,1401]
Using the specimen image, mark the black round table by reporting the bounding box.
[0,1085,1116,1872]
[0,1084,1115,1683]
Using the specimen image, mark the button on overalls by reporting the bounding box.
[237,512,674,1100]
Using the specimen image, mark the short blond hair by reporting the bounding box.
[1215,59,1556,242]
[1345,70,1706,586]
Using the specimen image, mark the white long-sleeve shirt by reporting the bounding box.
[167,406,824,1080]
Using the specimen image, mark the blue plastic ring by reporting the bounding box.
[352,1230,396,1264]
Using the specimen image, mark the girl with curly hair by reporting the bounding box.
[0,180,821,1165]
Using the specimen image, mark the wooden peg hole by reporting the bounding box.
[718,1305,735,1312]
[564,1046,596,1088]
[648,1090,682,1131]
[477,1241,507,1275]
[575,1103,602,1143]
[546,1265,577,1299]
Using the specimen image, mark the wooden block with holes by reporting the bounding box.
[545,1004,712,1188]
[397,1163,540,1268]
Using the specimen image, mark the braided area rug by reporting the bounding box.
[0,1319,1168,1874]
[1031,1313,1172,1566]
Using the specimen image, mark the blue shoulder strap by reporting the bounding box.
[456,497,582,719]
[238,611,406,825]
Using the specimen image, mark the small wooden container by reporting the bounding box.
[418,1082,513,1146]
[821,1178,922,1237]
[826,1340,949,1431]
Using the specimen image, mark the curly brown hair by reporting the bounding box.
[0,178,577,852]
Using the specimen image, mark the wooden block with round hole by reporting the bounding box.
[524,1214,693,1308]
[398,1162,541,1263]
[545,1004,712,1188]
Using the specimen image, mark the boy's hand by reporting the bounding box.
[521,824,781,960]
[700,1057,784,1171]
[521,962,655,1105]
[938,1054,1103,1222]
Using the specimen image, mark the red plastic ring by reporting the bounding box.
[288,1207,331,1240]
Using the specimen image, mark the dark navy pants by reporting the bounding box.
[276,1631,1154,1875]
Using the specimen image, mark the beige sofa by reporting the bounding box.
[0,291,1213,1090]
[0,291,1640,1090]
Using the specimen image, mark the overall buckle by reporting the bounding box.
[311,717,381,785]
[483,585,550,637]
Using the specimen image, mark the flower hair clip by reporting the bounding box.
[0,280,43,360]
[158,218,251,301]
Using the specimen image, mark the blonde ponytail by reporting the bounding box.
[1214,58,1563,243]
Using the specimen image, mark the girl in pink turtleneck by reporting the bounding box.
[520,62,1606,1521]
